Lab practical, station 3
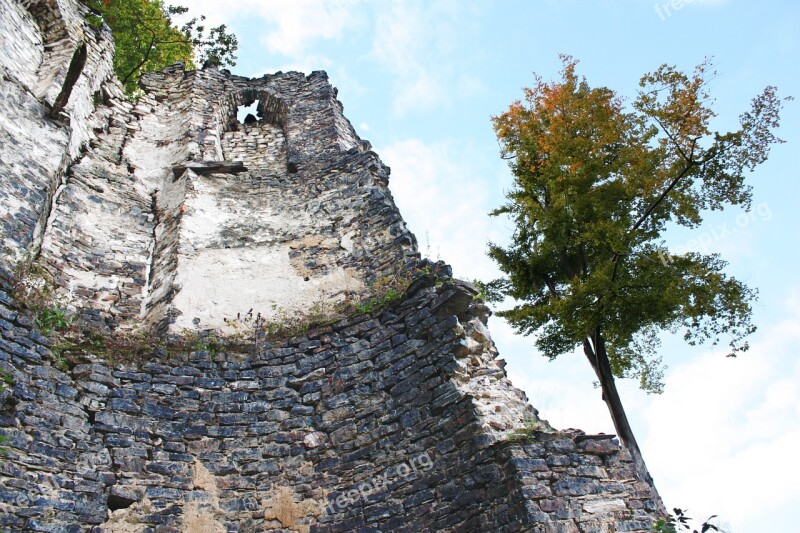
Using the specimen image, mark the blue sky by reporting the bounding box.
[183,1,799,529]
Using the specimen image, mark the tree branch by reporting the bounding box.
[651,114,690,163]
[121,31,156,86]
[630,160,695,234]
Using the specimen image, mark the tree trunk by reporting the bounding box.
[582,327,652,482]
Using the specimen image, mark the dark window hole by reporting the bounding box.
[107,493,137,511]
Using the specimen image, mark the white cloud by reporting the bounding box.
[382,137,623,438]
[180,0,363,57]
[259,0,360,57]
[493,283,800,531]
[370,0,484,115]
[382,136,629,436]
[392,71,448,115]
[380,138,508,282]
[182,0,485,113]
[499,321,614,433]
[380,133,800,533]
[641,288,800,530]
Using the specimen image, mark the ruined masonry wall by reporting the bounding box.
[0,275,661,532]
[2,10,417,333]
[0,0,117,258]
[0,0,663,530]
[220,123,287,171]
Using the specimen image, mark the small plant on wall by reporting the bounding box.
[7,256,73,335]
[6,259,447,368]
[654,508,724,533]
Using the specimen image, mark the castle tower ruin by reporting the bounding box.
[0,0,663,530]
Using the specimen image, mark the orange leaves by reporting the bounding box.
[487,54,785,408]
[635,59,719,163]
[494,55,632,196]
[568,162,583,174]
[493,100,525,141]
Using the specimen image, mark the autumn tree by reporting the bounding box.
[84,0,238,95]
[485,56,789,476]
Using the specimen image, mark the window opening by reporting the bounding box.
[237,99,259,124]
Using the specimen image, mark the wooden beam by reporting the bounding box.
[172,161,247,177]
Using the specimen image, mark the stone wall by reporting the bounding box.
[1,0,415,334]
[0,0,664,530]
[23,59,417,334]
[0,271,661,532]
[220,123,287,170]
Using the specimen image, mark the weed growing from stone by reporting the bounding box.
[222,306,314,351]
[53,326,163,368]
[35,306,72,334]
[504,416,549,444]
[220,268,423,347]
[16,261,441,370]
[353,288,401,314]
[349,270,416,315]
[0,370,13,455]
[6,256,72,335]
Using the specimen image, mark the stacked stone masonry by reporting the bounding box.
[0,275,662,532]
[0,0,664,530]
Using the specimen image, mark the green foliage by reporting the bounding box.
[489,55,790,393]
[354,288,402,314]
[86,12,103,30]
[0,371,13,454]
[221,306,315,351]
[471,278,506,304]
[53,326,160,368]
[2,253,79,368]
[26,265,428,368]
[9,258,58,313]
[350,269,424,314]
[654,508,723,533]
[35,306,72,334]
[190,333,221,355]
[6,256,74,336]
[50,350,69,371]
[220,272,415,348]
[83,0,238,96]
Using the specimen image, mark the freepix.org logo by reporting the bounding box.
[654,0,698,20]
[324,452,434,516]
[657,202,773,266]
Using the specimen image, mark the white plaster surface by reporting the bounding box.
[171,245,362,331]
[0,0,44,91]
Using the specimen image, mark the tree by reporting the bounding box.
[485,56,789,476]
[84,0,238,95]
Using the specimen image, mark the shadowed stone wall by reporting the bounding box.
[0,273,662,532]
